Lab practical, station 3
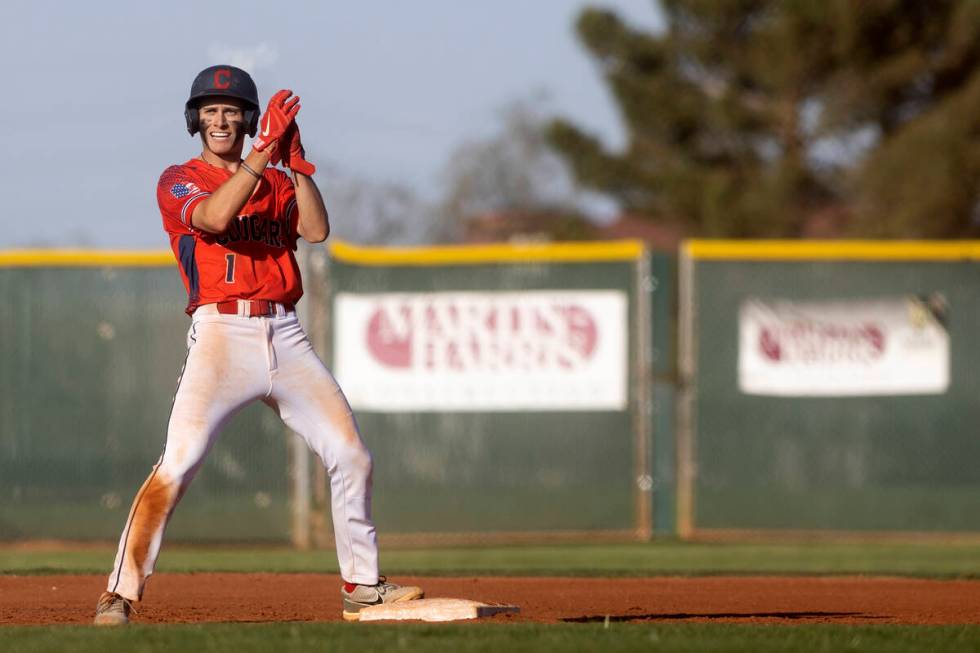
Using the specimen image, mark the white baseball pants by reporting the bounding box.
[106,303,379,600]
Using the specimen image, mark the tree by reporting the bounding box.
[441,97,604,242]
[549,1,980,238]
[318,165,447,245]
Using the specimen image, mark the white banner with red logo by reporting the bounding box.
[334,291,628,411]
[738,296,949,396]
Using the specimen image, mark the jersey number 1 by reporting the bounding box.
[224,253,236,284]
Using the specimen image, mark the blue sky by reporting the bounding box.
[1,1,662,247]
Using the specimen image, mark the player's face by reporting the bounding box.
[197,99,247,156]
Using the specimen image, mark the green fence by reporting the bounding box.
[678,241,980,536]
[0,255,294,542]
[0,241,671,545]
[8,238,978,544]
[317,241,658,541]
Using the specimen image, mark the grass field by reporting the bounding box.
[4,541,980,652]
[5,623,980,653]
[3,540,979,577]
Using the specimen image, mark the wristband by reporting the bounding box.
[240,162,262,179]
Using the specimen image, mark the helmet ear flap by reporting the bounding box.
[244,108,258,137]
[185,107,200,136]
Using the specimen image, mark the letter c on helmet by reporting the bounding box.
[214,69,231,89]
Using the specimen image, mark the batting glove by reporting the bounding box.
[252,89,300,152]
[280,122,316,176]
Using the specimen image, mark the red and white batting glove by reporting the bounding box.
[280,122,316,176]
[269,140,285,167]
[252,89,300,152]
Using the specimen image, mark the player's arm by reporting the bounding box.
[190,149,273,234]
[279,122,328,242]
[191,89,301,234]
[292,171,329,243]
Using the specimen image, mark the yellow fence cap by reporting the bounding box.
[329,239,646,266]
[683,239,980,261]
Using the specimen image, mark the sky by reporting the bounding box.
[1,1,663,248]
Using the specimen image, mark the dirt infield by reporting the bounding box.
[3,574,979,625]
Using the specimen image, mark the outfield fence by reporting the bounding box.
[678,241,980,538]
[0,241,671,545]
[306,240,663,544]
[0,251,295,543]
[4,239,978,547]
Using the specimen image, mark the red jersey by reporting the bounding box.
[157,159,303,314]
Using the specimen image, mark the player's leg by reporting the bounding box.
[266,316,380,583]
[267,375,378,583]
[266,315,422,620]
[103,316,267,603]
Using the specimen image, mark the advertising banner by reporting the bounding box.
[738,295,949,396]
[335,290,628,411]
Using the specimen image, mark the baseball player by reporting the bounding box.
[94,65,423,625]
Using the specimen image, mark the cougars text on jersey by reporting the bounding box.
[217,214,286,248]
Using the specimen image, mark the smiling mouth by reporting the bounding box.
[210,131,231,139]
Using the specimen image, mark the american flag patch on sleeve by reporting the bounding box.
[170,181,203,199]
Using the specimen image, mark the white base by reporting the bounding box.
[358,598,520,622]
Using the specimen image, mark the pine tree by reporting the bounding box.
[549,1,980,238]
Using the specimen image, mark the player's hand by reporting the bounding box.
[269,140,285,167]
[252,89,300,152]
[281,122,316,176]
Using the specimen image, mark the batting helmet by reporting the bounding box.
[184,65,260,137]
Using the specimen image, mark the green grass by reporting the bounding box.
[3,623,980,653]
[2,541,979,578]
